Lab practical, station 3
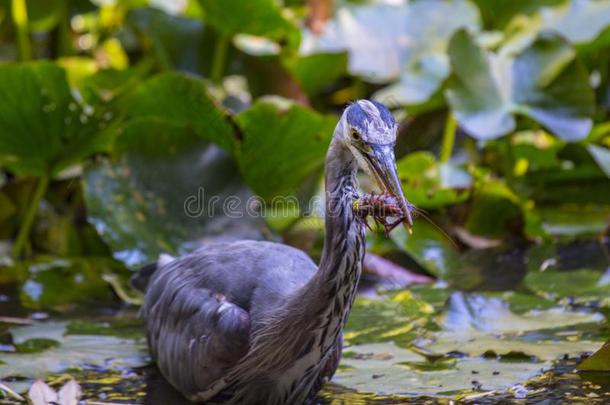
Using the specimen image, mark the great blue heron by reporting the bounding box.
[136,100,413,404]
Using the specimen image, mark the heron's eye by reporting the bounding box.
[351,130,361,141]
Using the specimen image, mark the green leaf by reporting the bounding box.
[235,98,336,200]
[578,342,610,371]
[301,0,480,105]
[0,62,113,177]
[397,151,471,209]
[446,30,594,141]
[198,0,299,46]
[83,119,266,269]
[119,72,235,152]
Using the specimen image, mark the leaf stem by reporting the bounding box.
[11,0,32,61]
[12,176,49,259]
[211,35,229,83]
[440,112,457,163]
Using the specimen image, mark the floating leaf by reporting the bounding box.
[0,62,112,177]
[337,342,547,396]
[0,322,148,393]
[235,98,336,200]
[446,30,594,140]
[524,268,610,303]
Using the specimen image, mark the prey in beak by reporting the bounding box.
[358,144,414,234]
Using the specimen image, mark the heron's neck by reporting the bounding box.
[317,139,365,284]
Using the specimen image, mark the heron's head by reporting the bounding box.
[340,100,413,229]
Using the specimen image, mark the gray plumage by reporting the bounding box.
[138,100,405,404]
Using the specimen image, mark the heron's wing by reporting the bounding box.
[142,268,251,397]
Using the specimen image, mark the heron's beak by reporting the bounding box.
[365,144,414,231]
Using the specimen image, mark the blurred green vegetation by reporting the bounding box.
[0,0,607,294]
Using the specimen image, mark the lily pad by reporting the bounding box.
[337,342,547,396]
[234,98,336,200]
[83,120,266,269]
[446,30,594,141]
[0,322,148,394]
[524,268,610,303]
[344,290,434,347]
[0,62,112,177]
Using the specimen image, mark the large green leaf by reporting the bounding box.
[198,0,299,46]
[234,98,336,200]
[118,72,236,152]
[83,119,266,269]
[446,30,594,141]
[301,0,480,105]
[0,62,112,177]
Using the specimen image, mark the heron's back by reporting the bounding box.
[138,240,318,397]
